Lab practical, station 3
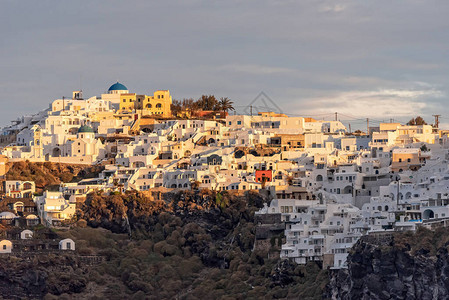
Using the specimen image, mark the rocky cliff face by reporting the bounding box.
[327,231,449,300]
[0,253,92,299]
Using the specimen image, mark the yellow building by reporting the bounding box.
[119,90,172,117]
[258,112,288,118]
[143,90,172,116]
[0,155,8,178]
[119,93,137,112]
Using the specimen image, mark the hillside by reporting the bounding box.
[2,190,328,299]
[4,161,104,192]
[327,227,449,299]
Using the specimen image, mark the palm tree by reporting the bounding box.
[215,192,230,209]
[219,97,235,116]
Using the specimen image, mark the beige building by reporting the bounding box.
[391,148,425,172]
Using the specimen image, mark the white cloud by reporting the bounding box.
[320,4,346,13]
[295,88,443,119]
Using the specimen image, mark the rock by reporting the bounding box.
[326,234,449,300]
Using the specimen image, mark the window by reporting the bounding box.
[67,242,71,250]
[2,245,6,250]
[237,121,242,125]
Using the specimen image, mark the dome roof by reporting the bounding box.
[0,212,17,219]
[78,125,95,133]
[108,82,128,91]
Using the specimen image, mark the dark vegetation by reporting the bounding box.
[393,226,449,256]
[406,116,427,126]
[5,161,104,192]
[53,190,327,299]
[0,181,327,299]
[171,95,235,116]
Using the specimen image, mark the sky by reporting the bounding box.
[1,0,449,130]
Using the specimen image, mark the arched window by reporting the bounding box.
[156,103,162,109]
[146,104,152,108]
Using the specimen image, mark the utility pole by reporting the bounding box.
[397,177,400,209]
[366,118,369,136]
[433,114,441,128]
[250,105,252,117]
[335,112,338,121]
[62,96,65,112]
[349,123,351,134]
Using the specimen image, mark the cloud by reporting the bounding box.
[219,64,295,75]
[320,4,347,13]
[294,87,444,119]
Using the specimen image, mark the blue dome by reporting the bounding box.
[108,82,128,91]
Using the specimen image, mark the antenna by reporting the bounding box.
[366,118,369,136]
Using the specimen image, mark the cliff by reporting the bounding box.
[327,228,449,300]
[0,252,97,299]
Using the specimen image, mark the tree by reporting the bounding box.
[218,97,235,115]
[190,180,201,191]
[198,95,218,111]
[171,99,183,116]
[407,116,427,125]
[215,192,230,209]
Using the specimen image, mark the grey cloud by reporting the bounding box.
[1,0,449,128]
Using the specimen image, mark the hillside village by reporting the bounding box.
[2,82,449,270]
